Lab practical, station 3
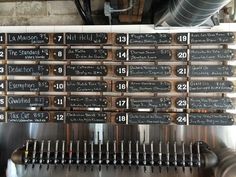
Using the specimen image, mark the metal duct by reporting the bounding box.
[162,0,231,26]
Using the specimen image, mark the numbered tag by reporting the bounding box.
[175,97,187,109]
[115,81,127,92]
[53,81,65,92]
[115,98,127,108]
[115,113,127,124]
[116,33,127,44]
[176,114,187,125]
[53,33,64,44]
[176,33,188,44]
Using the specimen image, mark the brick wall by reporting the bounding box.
[0,0,104,25]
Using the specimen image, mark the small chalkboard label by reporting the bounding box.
[66,49,108,60]
[189,81,234,93]
[7,33,49,44]
[128,81,171,92]
[65,33,108,44]
[7,111,49,123]
[189,113,234,125]
[7,64,49,76]
[190,49,234,61]
[189,97,234,109]
[130,97,171,109]
[189,65,234,77]
[66,81,108,92]
[190,32,235,44]
[66,112,107,123]
[7,80,49,92]
[128,49,172,61]
[7,96,49,108]
[7,49,49,60]
[128,113,171,124]
[67,96,107,108]
[129,65,171,76]
[66,65,108,76]
[129,33,172,45]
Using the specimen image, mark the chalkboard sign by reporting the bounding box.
[189,97,234,109]
[7,33,49,44]
[130,97,171,109]
[7,64,49,76]
[7,96,49,108]
[7,80,49,92]
[190,32,235,44]
[128,49,172,61]
[0,96,5,107]
[66,65,108,76]
[189,81,234,93]
[65,33,108,44]
[189,113,234,125]
[7,111,49,123]
[66,112,107,123]
[128,113,171,124]
[7,49,49,60]
[190,49,234,61]
[128,65,172,76]
[67,96,107,108]
[66,49,108,60]
[128,81,171,92]
[189,65,234,77]
[66,81,108,92]
[128,33,172,45]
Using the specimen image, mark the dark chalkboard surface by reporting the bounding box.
[7,64,49,76]
[189,97,234,109]
[7,33,49,44]
[67,96,107,108]
[66,49,108,60]
[190,32,235,44]
[7,111,49,123]
[128,49,172,61]
[128,65,172,76]
[189,65,234,77]
[190,49,234,61]
[130,97,171,109]
[66,65,107,76]
[128,33,172,45]
[66,112,107,123]
[7,96,49,108]
[189,113,234,125]
[66,81,108,92]
[189,81,234,93]
[7,80,49,92]
[65,33,108,44]
[128,81,171,92]
[128,113,171,124]
[7,49,49,60]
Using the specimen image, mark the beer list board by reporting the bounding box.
[0,31,236,125]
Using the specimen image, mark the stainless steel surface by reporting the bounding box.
[1,123,236,176]
[159,0,231,26]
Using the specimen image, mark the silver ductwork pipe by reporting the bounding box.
[156,0,231,26]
